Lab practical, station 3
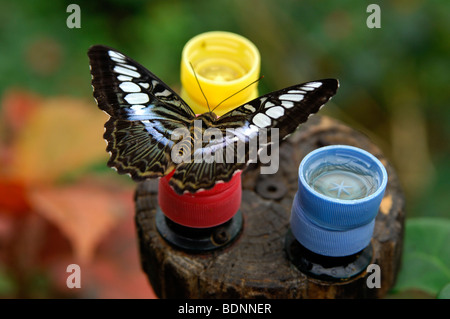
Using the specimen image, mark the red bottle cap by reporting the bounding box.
[158,171,242,228]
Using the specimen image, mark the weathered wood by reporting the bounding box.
[135,116,405,298]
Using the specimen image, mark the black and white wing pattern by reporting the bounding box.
[217,79,338,138]
[88,45,195,180]
[169,80,339,193]
[88,44,339,194]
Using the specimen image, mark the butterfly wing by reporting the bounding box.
[169,79,339,193]
[218,79,339,167]
[218,79,339,137]
[88,45,195,180]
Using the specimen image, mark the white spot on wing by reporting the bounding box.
[252,113,271,128]
[264,101,275,109]
[117,75,133,82]
[281,101,294,108]
[111,57,126,63]
[108,50,125,59]
[124,93,149,104]
[266,106,285,119]
[155,89,171,97]
[139,82,150,89]
[288,90,306,94]
[280,94,304,102]
[305,81,322,88]
[244,104,256,112]
[119,81,141,93]
[113,66,140,78]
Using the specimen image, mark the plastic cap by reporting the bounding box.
[290,194,376,257]
[297,145,388,230]
[158,171,242,228]
[290,145,388,256]
[180,31,260,116]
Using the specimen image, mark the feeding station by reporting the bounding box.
[133,32,405,299]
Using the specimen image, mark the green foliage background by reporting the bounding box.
[0,0,449,298]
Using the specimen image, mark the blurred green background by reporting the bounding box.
[0,0,448,298]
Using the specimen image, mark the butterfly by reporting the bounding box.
[88,45,339,194]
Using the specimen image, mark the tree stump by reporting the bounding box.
[134,116,405,298]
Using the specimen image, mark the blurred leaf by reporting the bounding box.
[0,267,17,297]
[438,283,450,299]
[393,218,450,297]
[0,178,31,216]
[1,89,41,135]
[29,182,125,263]
[10,96,108,184]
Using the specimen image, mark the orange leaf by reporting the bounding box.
[10,96,109,184]
[29,183,126,263]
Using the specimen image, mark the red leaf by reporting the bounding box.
[0,178,31,216]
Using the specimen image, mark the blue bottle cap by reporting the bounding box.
[290,145,388,256]
[290,195,375,256]
[296,145,387,230]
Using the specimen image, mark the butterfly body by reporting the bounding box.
[88,45,339,194]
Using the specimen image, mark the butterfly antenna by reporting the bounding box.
[211,76,264,113]
[190,62,211,113]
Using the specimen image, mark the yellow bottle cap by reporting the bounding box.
[180,31,261,116]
